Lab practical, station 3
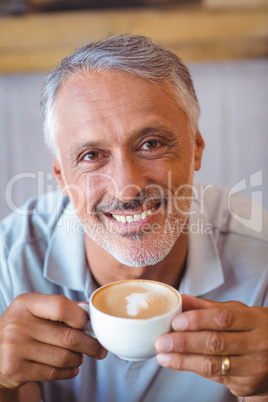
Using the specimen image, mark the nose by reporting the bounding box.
[108,153,147,203]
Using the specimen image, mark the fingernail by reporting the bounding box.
[157,353,171,366]
[172,315,188,331]
[73,367,80,377]
[100,348,108,359]
[155,337,172,352]
[83,321,91,331]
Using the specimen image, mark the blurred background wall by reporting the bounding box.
[0,0,268,220]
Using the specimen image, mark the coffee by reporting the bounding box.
[86,279,182,360]
[92,280,179,319]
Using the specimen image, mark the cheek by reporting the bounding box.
[68,174,112,214]
[163,158,195,192]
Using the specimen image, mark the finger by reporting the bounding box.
[1,360,80,389]
[27,341,83,369]
[20,362,80,384]
[156,353,265,396]
[30,318,107,359]
[172,306,254,332]
[156,353,263,378]
[21,293,89,330]
[155,330,254,356]
[6,298,107,360]
[182,294,246,312]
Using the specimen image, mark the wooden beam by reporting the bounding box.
[0,6,268,72]
[203,0,268,8]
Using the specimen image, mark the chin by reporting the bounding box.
[81,207,189,268]
[87,230,179,268]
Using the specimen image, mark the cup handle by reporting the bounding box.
[77,302,96,338]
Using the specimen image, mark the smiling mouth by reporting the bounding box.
[107,202,161,224]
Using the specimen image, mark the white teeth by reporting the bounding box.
[134,213,141,222]
[141,211,147,220]
[112,208,153,224]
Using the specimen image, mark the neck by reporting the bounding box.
[84,233,188,289]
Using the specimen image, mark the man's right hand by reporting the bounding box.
[0,293,107,390]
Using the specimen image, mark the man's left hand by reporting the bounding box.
[155,294,268,398]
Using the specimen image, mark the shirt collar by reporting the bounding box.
[43,200,91,293]
[179,199,224,297]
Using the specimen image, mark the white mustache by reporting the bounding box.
[93,191,170,216]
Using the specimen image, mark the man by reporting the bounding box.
[0,35,267,402]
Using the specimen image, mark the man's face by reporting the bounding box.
[53,71,204,267]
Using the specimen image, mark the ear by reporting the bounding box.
[52,158,69,196]
[194,130,205,171]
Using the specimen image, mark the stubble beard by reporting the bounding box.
[83,213,189,267]
[78,169,195,268]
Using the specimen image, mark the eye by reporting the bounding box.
[137,137,170,159]
[141,140,159,150]
[82,151,99,161]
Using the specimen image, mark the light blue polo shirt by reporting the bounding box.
[0,185,267,402]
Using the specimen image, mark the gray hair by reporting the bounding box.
[40,34,200,156]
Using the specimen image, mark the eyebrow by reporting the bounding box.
[137,124,177,139]
[70,124,178,157]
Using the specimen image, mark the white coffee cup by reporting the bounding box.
[79,279,182,361]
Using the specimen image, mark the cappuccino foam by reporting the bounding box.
[92,281,179,319]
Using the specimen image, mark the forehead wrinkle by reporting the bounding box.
[58,72,179,120]
[59,90,155,130]
[67,102,166,143]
